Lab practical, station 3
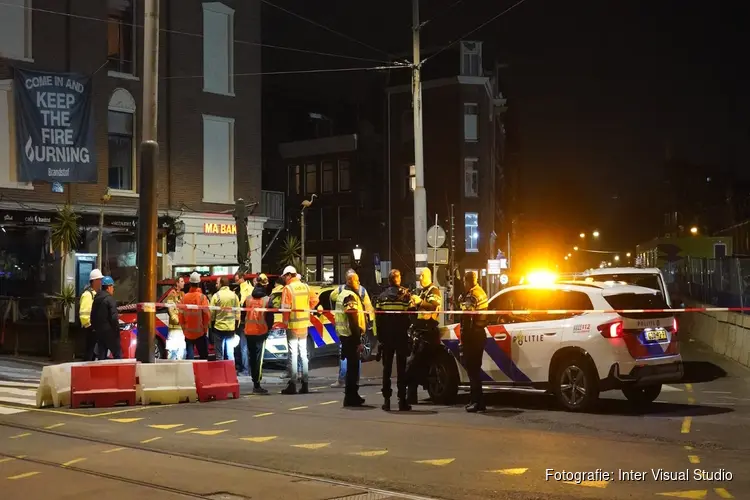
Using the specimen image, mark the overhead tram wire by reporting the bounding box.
[162,65,408,80]
[418,0,467,29]
[422,0,531,65]
[0,0,395,66]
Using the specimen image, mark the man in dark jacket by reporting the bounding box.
[375,269,413,412]
[91,276,122,359]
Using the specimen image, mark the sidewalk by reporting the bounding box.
[0,354,51,368]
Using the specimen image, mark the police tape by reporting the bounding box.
[131,302,741,316]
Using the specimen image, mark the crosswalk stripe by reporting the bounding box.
[0,406,27,415]
[0,387,37,397]
[0,396,36,406]
[0,381,38,388]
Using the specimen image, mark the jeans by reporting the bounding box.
[212,329,236,361]
[286,332,309,383]
[235,330,249,374]
[340,335,362,398]
[337,342,361,384]
[185,336,209,360]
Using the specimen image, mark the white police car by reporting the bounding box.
[429,279,683,411]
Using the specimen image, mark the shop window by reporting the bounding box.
[305,163,317,194]
[202,114,235,204]
[322,255,334,283]
[202,2,234,95]
[465,212,479,252]
[108,88,136,192]
[322,161,334,193]
[338,159,351,191]
[108,0,135,75]
[338,254,351,283]
[305,255,317,282]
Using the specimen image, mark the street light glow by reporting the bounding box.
[564,256,568,260]
[352,245,362,262]
[568,253,572,257]
[579,233,585,239]
[626,252,631,257]
[690,226,698,235]
[614,255,620,261]
[593,231,600,238]
[573,246,579,251]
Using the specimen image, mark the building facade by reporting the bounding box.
[0,0,273,302]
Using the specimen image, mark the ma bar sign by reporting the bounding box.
[203,222,237,235]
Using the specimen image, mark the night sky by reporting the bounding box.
[261,0,750,256]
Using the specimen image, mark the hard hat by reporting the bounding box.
[282,265,297,276]
[89,269,103,281]
[189,272,201,284]
[102,276,115,286]
[256,273,269,286]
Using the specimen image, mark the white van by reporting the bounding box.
[580,267,672,307]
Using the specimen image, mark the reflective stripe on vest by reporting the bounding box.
[286,281,311,333]
[245,296,269,335]
[182,292,209,337]
[417,285,441,321]
[335,289,365,338]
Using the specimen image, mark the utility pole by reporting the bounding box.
[233,199,251,275]
[135,0,160,363]
[300,209,306,275]
[412,0,428,281]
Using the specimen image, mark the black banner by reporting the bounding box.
[13,68,97,183]
[0,210,172,230]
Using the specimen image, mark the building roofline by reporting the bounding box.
[279,134,358,159]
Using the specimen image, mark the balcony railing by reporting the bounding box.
[261,190,284,229]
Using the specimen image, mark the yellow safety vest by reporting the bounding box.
[417,284,442,321]
[238,281,252,305]
[283,279,312,336]
[335,289,366,338]
[461,284,489,325]
[79,288,96,328]
[210,286,240,332]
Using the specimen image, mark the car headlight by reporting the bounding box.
[120,322,135,331]
[269,329,286,339]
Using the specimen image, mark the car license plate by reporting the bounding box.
[645,329,668,341]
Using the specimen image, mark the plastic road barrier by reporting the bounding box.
[192,360,240,402]
[70,363,137,409]
[136,361,198,405]
[36,359,137,408]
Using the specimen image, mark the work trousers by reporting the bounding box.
[286,332,309,383]
[185,336,209,360]
[246,333,268,384]
[96,331,122,360]
[340,335,362,399]
[462,325,485,405]
[381,337,409,401]
[83,326,98,361]
[212,329,235,362]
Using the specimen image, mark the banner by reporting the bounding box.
[14,68,97,183]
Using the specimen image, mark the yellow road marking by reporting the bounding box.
[656,490,707,499]
[192,429,228,436]
[7,471,40,480]
[351,450,388,457]
[109,418,143,423]
[311,386,327,390]
[320,400,338,405]
[102,448,124,454]
[254,412,274,418]
[684,445,694,451]
[687,396,696,405]
[149,424,183,430]
[140,437,162,444]
[243,395,256,399]
[175,427,199,434]
[0,404,155,418]
[240,436,277,443]
[563,481,608,488]
[715,488,734,499]
[61,458,86,467]
[213,420,237,426]
[488,468,528,475]
[0,456,25,464]
[289,406,308,411]
[681,417,692,434]
[414,458,454,466]
[44,423,65,430]
[685,383,693,393]
[9,433,31,439]
[688,455,700,464]
[292,443,330,450]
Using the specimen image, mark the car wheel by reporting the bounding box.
[427,349,460,404]
[307,335,316,362]
[361,330,378,362]
[553,356,600,412]
[622,384,662,406]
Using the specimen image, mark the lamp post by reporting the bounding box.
[353,244,362,269]
[97,188,111,270]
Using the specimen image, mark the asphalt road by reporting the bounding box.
[0,333,748,500]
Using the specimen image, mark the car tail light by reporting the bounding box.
[598,320,624,339]
[672,317,678,334]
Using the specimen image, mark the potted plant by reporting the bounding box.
[50,205,79,361]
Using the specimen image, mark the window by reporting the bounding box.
[322,161,334,193]
[338,206,354,239]
[465,212,479,252]
[460,41,482,77]
[322,206,336,240]
[288,165,300,195]
[305,163,317,194]
[464,158,478,197]
[322,255,334,283]
[338,159,351,191]
[108,88,137,192]
[305,255,317,282]
[202,114,235,204]
[714,243,727,259]
[305,208,320,241]
[202,2,234,95]
[339,254,351,283]
[0,80,32,189]
[464,104,478,142]
[108,0,135,75]
[0,0,32,61]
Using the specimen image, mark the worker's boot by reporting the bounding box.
[406,386,418,405]
[398,399,412,412]
[299,382,309,394]
[382,398,391,412]
[281,381,297,395]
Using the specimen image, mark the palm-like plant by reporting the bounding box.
[278,234,302,271]
[50,205,79,343]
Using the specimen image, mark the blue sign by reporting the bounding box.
[51,181,64,193]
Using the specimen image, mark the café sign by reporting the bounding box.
[203,222,237,235]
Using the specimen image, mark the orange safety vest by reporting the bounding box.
[244,295,270,335]
[281,278,314,337]
[180,289,210,340]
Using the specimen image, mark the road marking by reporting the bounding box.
[141,437,162,444]
[703,390,731,394]
[7,471,40,480]
[149,424,183,430]
[0,406,27,415]
[718,396,739,400]
[102,448,124,454]
[488,468,528,475]
[9,432,31,439]
[243,395,256,399]
[320,400,338,405]
[0,404,154,419]
[662,385,684,392]
[213,420,237,426]
[292,443,330,450]
[681,417,692,434]
[0,456,22,464]
[44,423,65,430]
[684,445,694,451]
[688,455,700,464]
[414,458,455,466]
[656,490,707,499]
[192,429,228,436]
[240,436,277,443]
[311,386,327,390]
[61,458,86,467]
[289,406,308,411]
[352,450,389,457]
[684,383,693,393]
[714,487,734,499]
[175,427,199,434]
[687,396,696,405]
[0,381,38,388]
[109,418,143,423]
[254,412,274,418]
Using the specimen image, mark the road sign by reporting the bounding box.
[427,224,446,248]
[500,273,509,285]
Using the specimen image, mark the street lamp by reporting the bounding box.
[353,245,362,265]
[573,246,579,251]
[579,232,585,239]
[690,226,698,235]
[567,253,572,257]
[592,230,600,238]
[626,252,631,258]
[614,255,620,262]
[564,256,569,260]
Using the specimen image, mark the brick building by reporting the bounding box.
[0,0,275,301]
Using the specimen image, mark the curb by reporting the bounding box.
[0,355,51,368]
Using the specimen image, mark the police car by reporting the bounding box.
[429,278,683,412]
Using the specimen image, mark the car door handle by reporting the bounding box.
[494,333,507,340]
[543,332,557,336]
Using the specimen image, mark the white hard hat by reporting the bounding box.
[89,269,103,281]
[189,272,201,284]
[282,265,297,276]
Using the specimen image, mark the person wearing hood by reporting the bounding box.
[244,273,274,394]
